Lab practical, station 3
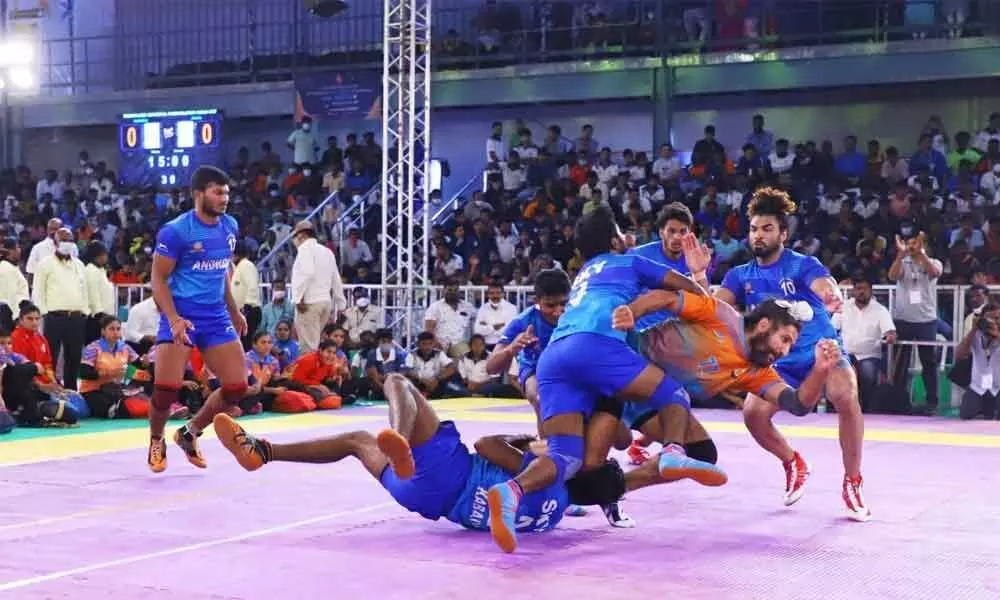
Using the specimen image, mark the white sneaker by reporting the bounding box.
[602,502,636,528]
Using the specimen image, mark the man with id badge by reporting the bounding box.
[956,300,1000,420]
[888,229,943,416]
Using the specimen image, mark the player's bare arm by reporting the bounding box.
[485,325,536,375]
[714,286,739,307]
[759,339,842,410]
[474,435,527,474]
[613,290,682,330]
[809,276,844,314]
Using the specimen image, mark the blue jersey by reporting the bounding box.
[447,452,568,533]
[629,241,691,330]
[155,211,240,315]
[498,305,557,378]
[551,253,670,345]
[721,249,841,365]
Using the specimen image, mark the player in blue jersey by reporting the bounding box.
[486,268,635,527]
[486,206,727,553]
[627,202,711,464]
[711,187,869,521]
[147,166,249,474]
[211,373,625,535]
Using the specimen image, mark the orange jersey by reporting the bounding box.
[640,292,783,400]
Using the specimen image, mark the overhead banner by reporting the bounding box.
[294,71,381,121]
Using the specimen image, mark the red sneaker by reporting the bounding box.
[627,441,650,466]
[782,452,810,506]
[842,474,871,522]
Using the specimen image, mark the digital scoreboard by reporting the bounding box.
[118,109,223,188]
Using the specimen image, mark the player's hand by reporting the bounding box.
[895,234,906,254]
[813,339,841,372]
[231,311,249,337]
[681,232,712,274]
[170,317,194,345]
[821,288,843,314]
[510,325,537,351]
[612,305,635,331]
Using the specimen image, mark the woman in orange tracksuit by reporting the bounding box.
[283,340,345,410]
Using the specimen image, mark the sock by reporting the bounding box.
[183,422,203,438]
[504,479,523,502]
[259,439,274,463]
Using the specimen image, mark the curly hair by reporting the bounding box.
[746,187,797,231]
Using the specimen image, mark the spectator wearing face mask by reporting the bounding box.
[342,287,383,347]
[473,281,518,350]
[260,280,294,336]
[31,228,90,392]
[24,218,63,281]
[287,116,319,171]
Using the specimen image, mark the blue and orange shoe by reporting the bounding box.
[658,445,727,487]
[487,481,522,553]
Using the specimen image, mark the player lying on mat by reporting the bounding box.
[486,206,726,554]
[485,267,636,527]
[213,373,628,535]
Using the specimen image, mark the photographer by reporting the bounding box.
[955,300,1000,420]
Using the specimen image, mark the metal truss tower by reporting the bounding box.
[380,0,432,344]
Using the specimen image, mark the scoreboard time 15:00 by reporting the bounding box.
[118,109,223,188]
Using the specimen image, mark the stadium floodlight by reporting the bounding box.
[7,66,33,89]
[0,38,36,67]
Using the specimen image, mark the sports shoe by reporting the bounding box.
[487,482,522,553]
[782,451,810,506]
[658,445,727,486]
[627,441,650,466]
[212,413,270,472]
[564,504,588,517]
[148,436,167,473]
[376,429,415,479]
[602,502,636,528]
[842,474,871,522]
[173,424,208,469]
[168,402,189,420]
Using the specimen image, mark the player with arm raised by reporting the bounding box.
[147,166,250,473]
[707,187,868,522]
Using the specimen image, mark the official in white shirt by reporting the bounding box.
[124,296,161,356]
[472,282,518,349]
[231,241,262,349]
[82,241,116,343]
[24,218,62,279]
[33,230,89,391]
[0,239,28,330]
[290,220,347,353]
[832,279,896,410]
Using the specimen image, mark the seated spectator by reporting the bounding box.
[458,334,516,398]
[956,299,1000,420]
[342,286,383,347]
[405,331,460,399]
[320,324,355,403]
[282,340,344,410]
[473,282,518,350]
[79,315,151,419]
[365,328,408,400]
[10,303,81,426]
[260,280,294,336]
[0,328,42,431]
[244,331,285,412]
[272,319,299,370]
[424,279,474,358]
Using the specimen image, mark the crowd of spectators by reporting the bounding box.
[1,103,1000,434]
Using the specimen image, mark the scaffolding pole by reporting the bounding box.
[380,0,431,346]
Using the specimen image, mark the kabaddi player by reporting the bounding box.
[486,268,634,527]
[147,166,249,473]
[212,373,627,533]
[486,206,726,553]
[709,187,869,521]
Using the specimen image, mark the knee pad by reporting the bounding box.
[684,439,718,464]
[152,383,181,410]
[566,459,625,506]
[222,383,249,406]
[546,433,584,483]
[647,376,691,412]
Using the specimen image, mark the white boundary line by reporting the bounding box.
[0,501,397,592]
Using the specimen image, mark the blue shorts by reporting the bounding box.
[517,366,536,390]
[622,401,656,431]
[379,421,473,521]
[156,306,239,350]
[536,333,649,422]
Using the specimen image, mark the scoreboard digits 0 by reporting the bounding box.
[118,109,223,188]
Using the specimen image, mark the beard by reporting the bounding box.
[747,333,777,367]
[751,240,781,260]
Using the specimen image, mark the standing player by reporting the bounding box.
[486,268,634,527]
[486,206,726,553]
[710,187,869,521]
[212,373,626,535]
[147,166,249,473]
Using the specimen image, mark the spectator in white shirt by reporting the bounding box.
[25,218,62,279]
[432,242,464,278]
[231,242,262,349]
[287,116,319,167]
[340,228,374,270]
[82,241,116,344]
[290,220,347,353]
[494,221,518,264]
[35,170,64,203]
[501,152,527,193]
[974,112,1000,152]
[124,296,160,356]
[486,121,506,164]
[458,334,516,397]
[473,282,518,349]
[651,143,682,183]
[0,239,28,329]
[980,163,1000,199]
[768,139,795,175]
[832,279,896,411]
[405,331,459,398]
[342,287,384,347]
[424,280,475,358]
[512,128,539,162]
